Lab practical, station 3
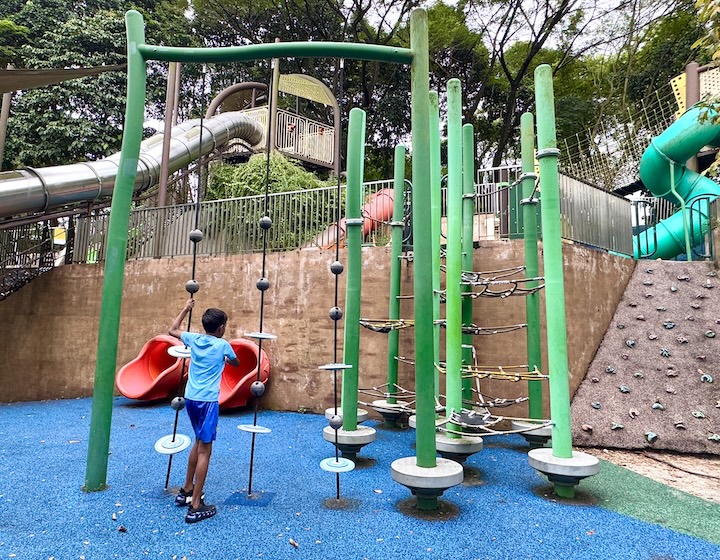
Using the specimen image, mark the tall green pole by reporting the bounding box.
[520,113,543,419]
[429,91,441,401]
[341,107,367,432]
[409,9,436,469]
[387,145,406,407]
[534,65,573,476]
[461,124,475,403]
[84,10,148,491]
[445,79,463,435]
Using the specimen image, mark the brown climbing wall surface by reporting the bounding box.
[572,260,720,455]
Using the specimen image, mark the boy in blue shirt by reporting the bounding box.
[169,299,239,523]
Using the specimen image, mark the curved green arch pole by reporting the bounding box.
[429,91,441,403]
[461,124,475,403]
[341,107,367,431]
[386,144,407,413]
[533,65,573,481]
[444,79,463,436]
[84,8,430,491]
[520,113,543,420]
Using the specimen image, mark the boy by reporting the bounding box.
[169,298,239,523]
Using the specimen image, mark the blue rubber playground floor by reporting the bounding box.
[1,397,719,560]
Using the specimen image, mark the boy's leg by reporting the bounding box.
[190,440,213,510]
[182,440,199,493]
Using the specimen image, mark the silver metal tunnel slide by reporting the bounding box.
[0,111,264,220]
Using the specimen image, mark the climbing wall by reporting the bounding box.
[572,260,720,455]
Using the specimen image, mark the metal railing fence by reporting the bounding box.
[71,180,395,262]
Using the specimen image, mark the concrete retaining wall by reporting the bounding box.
[0,241,634,418]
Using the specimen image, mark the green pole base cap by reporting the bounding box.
[553,483,575,499]
[528,448,600,498]
[322,425,376,460]
[391,456,464,508]
[511,419,552,449]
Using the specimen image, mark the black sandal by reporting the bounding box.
[175,487,204,507]
[185,501,217,523]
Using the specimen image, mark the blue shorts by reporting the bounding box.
[185,399,219,443]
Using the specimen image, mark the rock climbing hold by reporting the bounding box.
[676,336,688,344]
[697,355,707,361]
[705,330,716,338]
[665,385,676,394]
[581,424,593,433]
[645,292,654,298]
[633,371,644,379]
[674,420,686,430]
[629,302,638,308]
[636,315,646,321]
[591,402,602,410]
[591,377,600,383]
[646,268,654,274]
[666,370,678,377]
[677,275,689,281]
[663,321,675,330]
[670,286,678,292]
[626,340,636,348]
[621,354,629,360]
[660,348,671,358]
[643,280,653,286]
[695,293,707,299]
[686,315,695,321]
[656,306,667,312]
[628,408,639,419]
[605,366,616,374]
[692,410,707,419]
[648,334,658,340]
[708,434,720,442]
[716,400,720,409]
[645,432,658,443]
[701,373,714,383]
[691,303,701,309]
[704,282,714,289]
[619,385,631,394]
[616,323,625,329]
[708,271,717,277]
[652,402,665,410]
[611,422,624,430]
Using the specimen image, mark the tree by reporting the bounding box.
[2,1,194,169]
[0,19,28,66]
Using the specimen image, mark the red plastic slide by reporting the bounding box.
[116,336,271,408]
[115,335,184,401]
[310,188,395,249]
[219,338,271,410]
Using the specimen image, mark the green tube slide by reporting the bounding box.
[636,105,720,260]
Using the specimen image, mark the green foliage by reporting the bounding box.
[0,19,29,66]
[207,152,332,199]
[206,154,339,251]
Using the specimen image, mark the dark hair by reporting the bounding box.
[202,308,228,333]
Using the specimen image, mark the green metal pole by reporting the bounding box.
[387,145,406,408]
[461,124,475,403]
[445,79,463,435]
[520,113,543,420]
[534,66,574,494]
[341,107,366,432]
[429,91,441,402]
[409,9,436,469]
[84,10,147,491]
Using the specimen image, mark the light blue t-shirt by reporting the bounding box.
[180,332,237,402]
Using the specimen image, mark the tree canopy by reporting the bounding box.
[0,0,707,177]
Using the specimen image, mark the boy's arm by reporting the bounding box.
[225,343,240,367]
[169,299,195,339]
